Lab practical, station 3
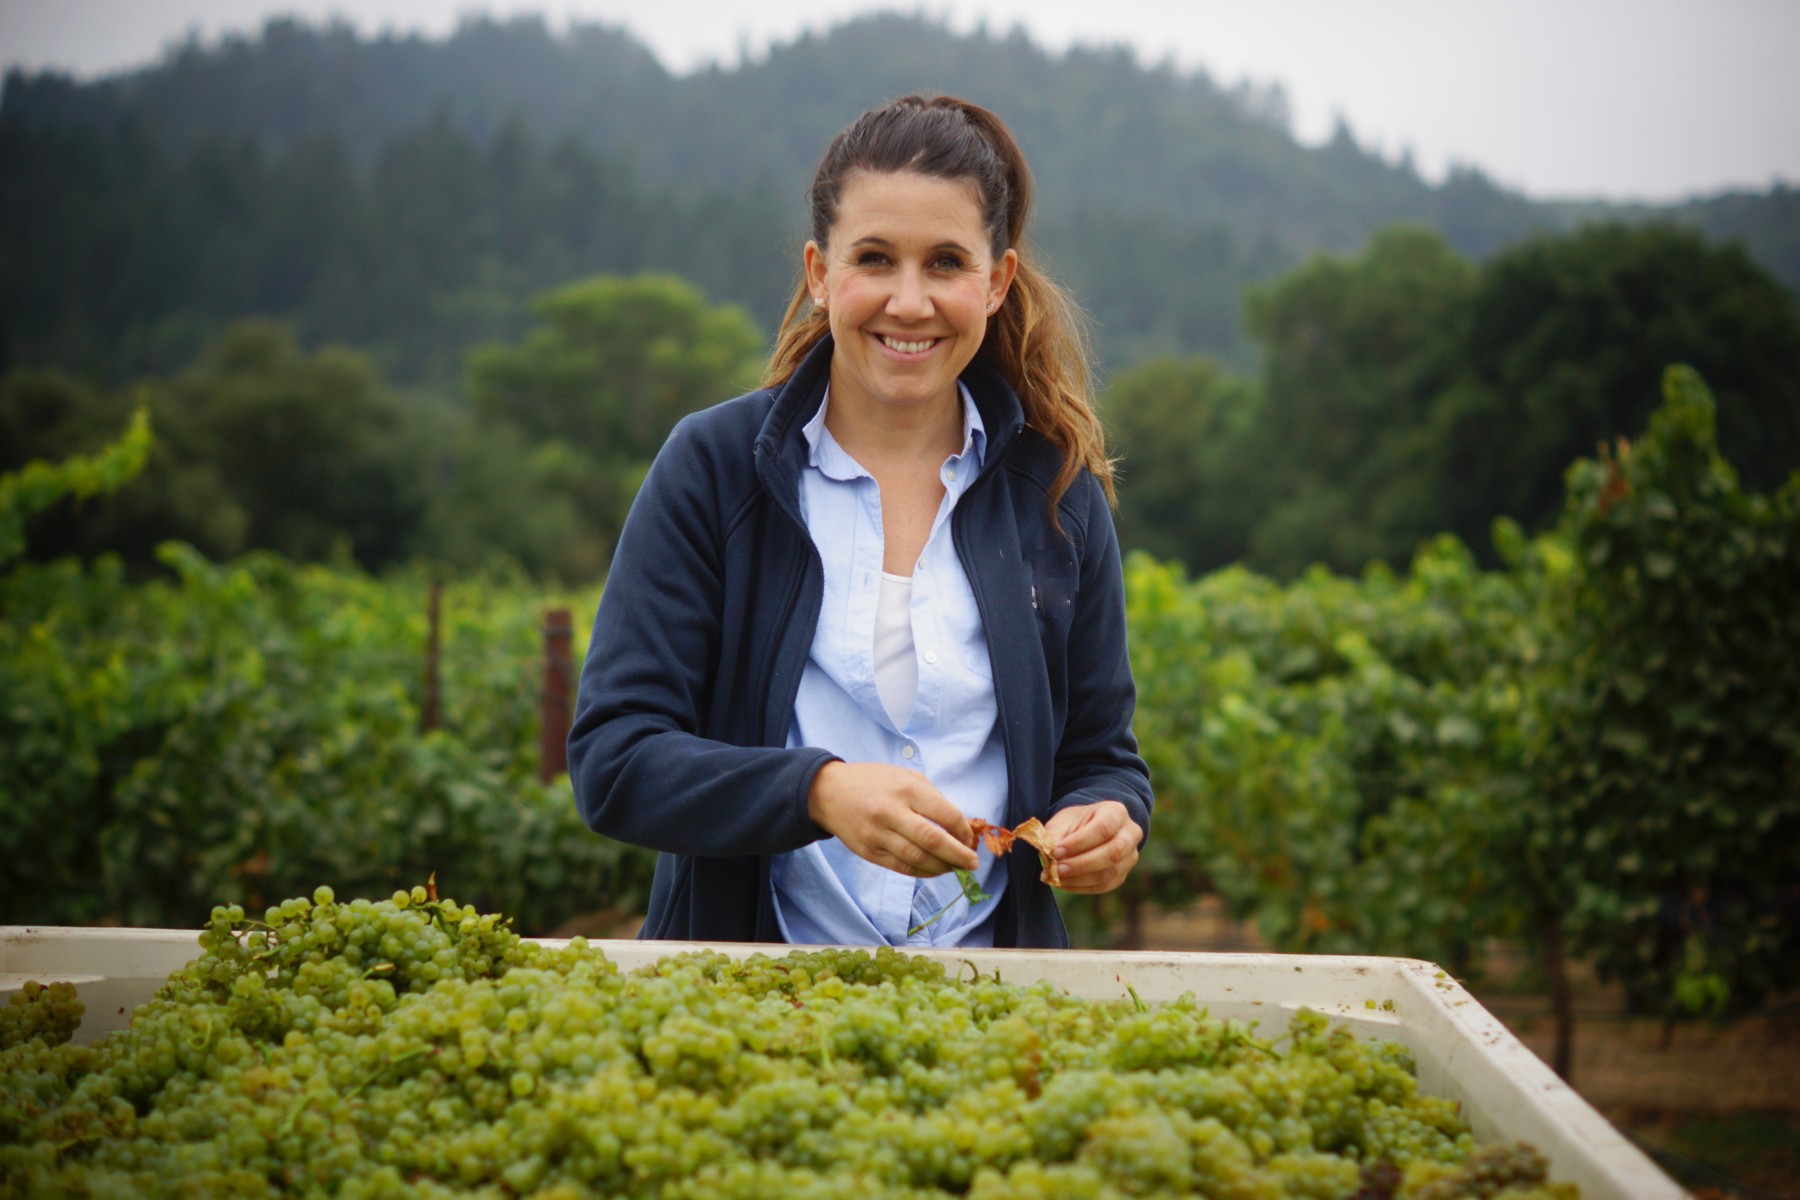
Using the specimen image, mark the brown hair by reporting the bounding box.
[764,95,1114,512]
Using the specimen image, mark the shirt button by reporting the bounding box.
[924,650,939,664]
[901,745,916,760]
[946,467,958,481]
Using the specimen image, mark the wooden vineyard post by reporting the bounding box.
[1543,908,1575,1082]
[540,607,573,783]
[422,580,442,733]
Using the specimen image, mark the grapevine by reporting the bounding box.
[0,885,1578,1198]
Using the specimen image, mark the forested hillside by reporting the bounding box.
[5,10,1798,584]
[4,12,1795,384]
[1106,223,1800,576]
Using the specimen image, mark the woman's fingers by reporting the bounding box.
[863,810,974,877]
[1040,801,1143,893]
[806,761,980,876]
[806,769,1144,888]
[900,781,976,854]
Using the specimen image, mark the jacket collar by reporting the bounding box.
[753,334,1027,510]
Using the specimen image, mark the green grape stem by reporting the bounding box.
[907,868,993,938]
[354,1044,434,1096]
[279,1089,321,1137]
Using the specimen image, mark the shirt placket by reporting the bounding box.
[909,447,969,742]
[903,442,984,946]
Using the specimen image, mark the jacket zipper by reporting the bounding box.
[953,422,1025,824]
[758,442,824,749]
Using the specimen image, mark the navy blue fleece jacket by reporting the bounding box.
[566,336,1152,946]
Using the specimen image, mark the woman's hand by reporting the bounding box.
[807,762,980,878]
[1040,801,1143,894]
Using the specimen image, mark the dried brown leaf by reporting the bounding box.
[969,818,1016,857]
[1011,817,1062,887]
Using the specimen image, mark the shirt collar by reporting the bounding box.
[802,384,988,481]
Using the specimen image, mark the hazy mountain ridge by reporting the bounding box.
[2,13,1519,245]
[2,15,674,165]
[2,10,1792,378]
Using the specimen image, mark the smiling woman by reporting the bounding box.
[567,95,1152,950]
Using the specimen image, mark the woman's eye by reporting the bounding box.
[856,252,889,266]
[933,255,966,270]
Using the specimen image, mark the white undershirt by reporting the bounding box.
[873,571,918,730]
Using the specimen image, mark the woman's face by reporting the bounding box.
[804,170,1016,424]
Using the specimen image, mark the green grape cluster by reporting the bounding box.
[1401,1142,1568,1200]
[0,887,1580,1199]
[0,980,84,1051]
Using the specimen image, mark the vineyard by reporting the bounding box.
[0,524,649,936]
[3,368,1797,1059]
[3,25,1795,1194]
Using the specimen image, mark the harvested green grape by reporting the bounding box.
[0,888,1579,1198]
[0,979,84,1051]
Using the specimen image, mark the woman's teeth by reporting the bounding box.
[881,335,935,354]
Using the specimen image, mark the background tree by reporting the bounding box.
[1102,357,1262,573]
[0,406,150,565]
[1,322,424,572]
[1,278,771,581]
[464,273,766,572]
[1430,223,1800,555]
[1238,225,1476,576]
[403,412,601,582]
[0,367,247,566]
[172,322,424,565]
[1108,222,1800,581]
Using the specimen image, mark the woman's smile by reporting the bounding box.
[875,333,942,357]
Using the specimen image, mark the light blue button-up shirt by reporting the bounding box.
[771,385,1009,947]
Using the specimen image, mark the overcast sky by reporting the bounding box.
[4,0,1796,203]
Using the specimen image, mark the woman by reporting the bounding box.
[567,95,1151,948]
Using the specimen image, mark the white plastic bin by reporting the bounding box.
[0,927,1685,1199]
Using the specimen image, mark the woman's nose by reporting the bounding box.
[886,267,933,319]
